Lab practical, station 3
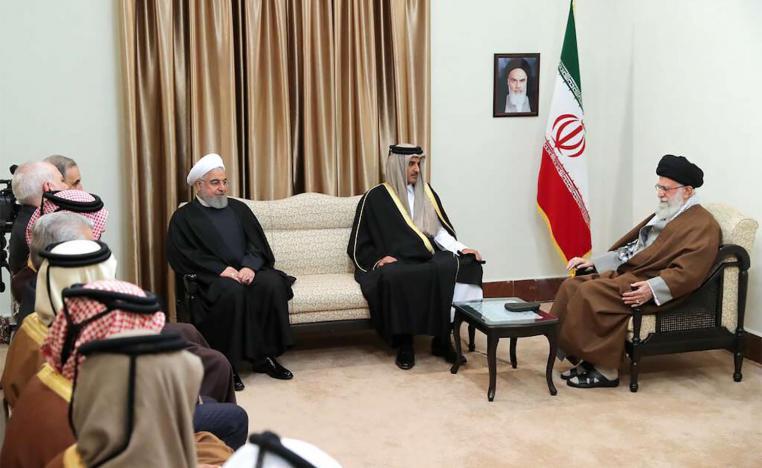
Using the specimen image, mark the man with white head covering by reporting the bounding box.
[167,153,296,384]
[348,144,484,370]
[2,213,95,408]
[224,431,341,468]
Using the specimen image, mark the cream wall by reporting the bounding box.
[631,0,762,334]
[431,0,635,280]
[431,0,761,335]
[0,0,124,316]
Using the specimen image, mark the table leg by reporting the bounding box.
[487,334,498,402]
[468,324,475,352]
[509,337,518,369]
[450,315,464,374]
[545,327,558,396]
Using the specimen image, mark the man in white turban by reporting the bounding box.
[167,153,296,386]
[348,144,484,370]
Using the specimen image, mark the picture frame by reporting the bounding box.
[493,53,540,117]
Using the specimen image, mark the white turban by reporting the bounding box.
[35,240,118,326]
[187,153,225,186]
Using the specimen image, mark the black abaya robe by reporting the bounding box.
[348,183,482,343]
[167,198,294,368]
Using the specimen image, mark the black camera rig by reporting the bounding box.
[1,165,20,293]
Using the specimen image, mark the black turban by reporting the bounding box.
[504,58,532,79]
[656,154,704,188]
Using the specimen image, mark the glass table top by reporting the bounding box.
[453,297,557,326]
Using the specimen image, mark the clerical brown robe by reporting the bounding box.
[551,205,721,368]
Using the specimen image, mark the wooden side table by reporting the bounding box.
[450,298,559,401]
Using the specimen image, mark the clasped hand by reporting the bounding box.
[375,256,398,268]
[220,266,256,285]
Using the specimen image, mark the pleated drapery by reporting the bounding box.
[120,0,430,305]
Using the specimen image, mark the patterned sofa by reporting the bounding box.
[238,192,371,329]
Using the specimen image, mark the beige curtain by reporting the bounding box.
[120,0,429,304]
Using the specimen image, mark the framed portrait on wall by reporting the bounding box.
[493,53,540,117]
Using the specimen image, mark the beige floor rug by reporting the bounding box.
[234,327,762,467]
[2,327,761,467]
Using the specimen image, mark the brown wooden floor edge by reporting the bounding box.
[483,278,762,365]
[745,332,762,365]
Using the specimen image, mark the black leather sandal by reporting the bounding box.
[560,361,594,380]
[566,368,619,388]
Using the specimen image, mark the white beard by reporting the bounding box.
[655,196,683,220]
[200,194,229,209]
[509,89,527,105]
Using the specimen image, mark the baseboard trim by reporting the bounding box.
[745,332,762,364]
[483,277,566,302]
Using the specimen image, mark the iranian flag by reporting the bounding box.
[536,1,590,263]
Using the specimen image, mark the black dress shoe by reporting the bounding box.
[253,357,294,380]
[233,372,245,391]
[396,345,415,370]
[431,335,466,364]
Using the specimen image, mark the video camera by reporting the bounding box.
[1,165,20,293]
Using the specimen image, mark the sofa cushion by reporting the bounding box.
[269,228,354,276]
[289,273,368,315]
[290,308,370,325]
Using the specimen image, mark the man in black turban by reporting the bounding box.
[551,154,720,388]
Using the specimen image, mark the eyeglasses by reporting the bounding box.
[202,178,228,187]
[654,184,685,193]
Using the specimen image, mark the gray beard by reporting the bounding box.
[655,197,683,220]
[200,194,229,209]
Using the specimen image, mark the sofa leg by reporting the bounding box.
[629,354,640,393]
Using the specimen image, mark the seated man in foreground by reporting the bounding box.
[554,154,721,388]
[348,144,483,370]
[167,153,296,382]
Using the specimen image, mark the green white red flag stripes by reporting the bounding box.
[536,1,590,263]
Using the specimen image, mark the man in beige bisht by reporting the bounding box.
[555,154,721,389]
[51,332,230,467]
[348,144,484,370]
